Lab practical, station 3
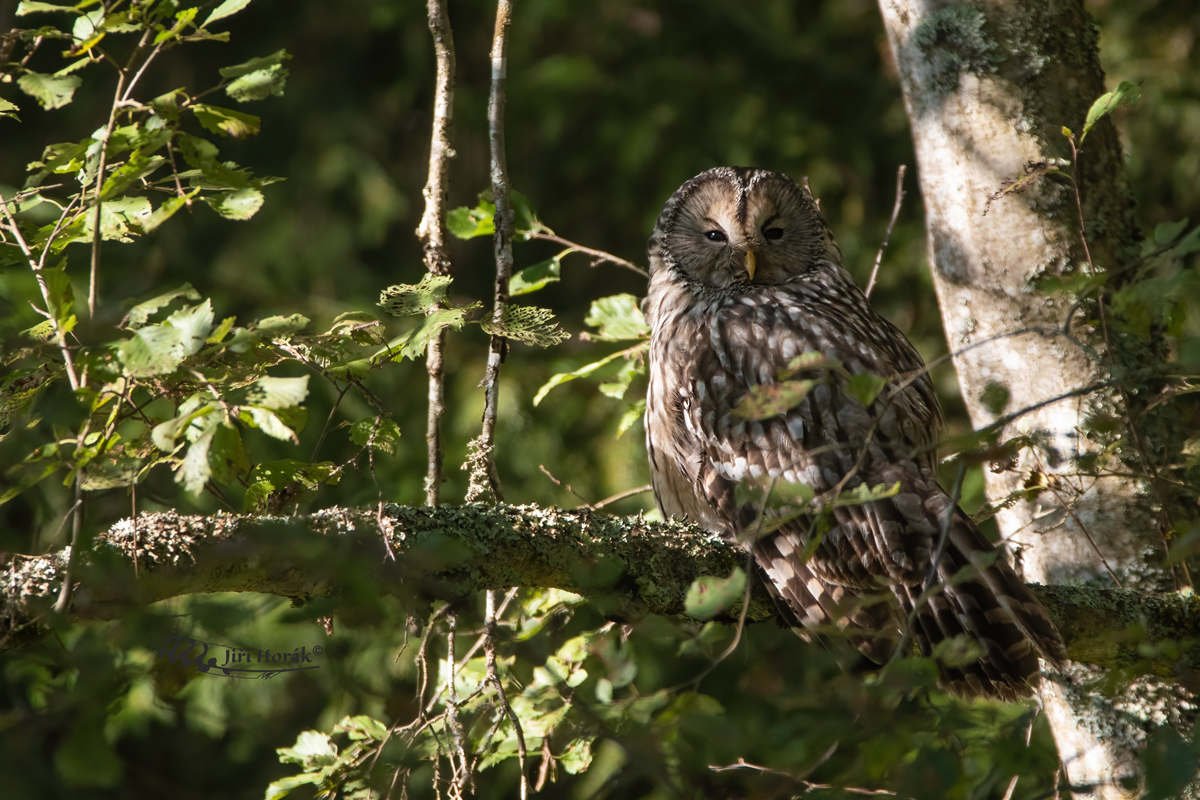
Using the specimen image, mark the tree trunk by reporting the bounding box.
[877,0,1191,796]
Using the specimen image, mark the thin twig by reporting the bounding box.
[538,463,591,506]
[1032,454,1123,587]
[1066,134,1187,589]
[586,484,654,511]
[478,0,514,502]
[485,590,528,799]
[865,165,906,299]
[416,0,458,507]
[530,232,648,278]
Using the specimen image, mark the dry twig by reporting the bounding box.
[478,0,515,502]
[865,164,906,299]
[416,0,458,507]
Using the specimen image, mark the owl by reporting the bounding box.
[643,167,1065,699]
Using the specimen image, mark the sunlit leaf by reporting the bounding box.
[583,293,649,341]
[509,256,562,296]
[446,203,494,239]
[192,103,261,138]
[847,372,888,408]
[17,71,81,110]
[733,380,814,420]
[1081,80,1140,143]
[203,0,253,28]
[480,304,569,347]
[248,376,309,410]
[206,187,264,219]
[684,567,746,621]
[349,417,400,455]
[378,274,453,317]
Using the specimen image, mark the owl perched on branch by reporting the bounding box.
[643,167,1064,699]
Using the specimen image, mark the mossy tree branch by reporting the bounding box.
[4,505,1198,674]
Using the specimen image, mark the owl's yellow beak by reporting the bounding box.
[744,250,757,281]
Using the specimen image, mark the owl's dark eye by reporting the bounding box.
[764,227,784,241]
[705,230,727,243]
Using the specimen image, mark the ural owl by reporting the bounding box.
[643,167,1064,699]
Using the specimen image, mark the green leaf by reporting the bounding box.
[378,274,453,317]
[143,192,200,233]
[0,97,19,120]
[16,2,77,13]
[166,300,215,356]
[979,381,1010,415]
[598,355,644,399]
[684,567,746,621]
[177,419,218,495]
[533,348,634,406]
[733,380,815,420]
[84,196,153,243]
[1081,81,1140,143]
[349,417,400,455]
[386,305,477,361]
[616,399,645,437]
[829,481,901,509]
[560,738,594,775]
[480,305,570,348]
[192,104,261,138]
[446,203,494,239]
[221,50,292,102]
[244,460,339,512]
[511,190,550,239]
[203,0,253,28]
[240,406,299,443]
[206,187,264,219]
[248,376,309,410]
[0,367,57,427]
[583,294,649,341]
[17,71,82,110]
[219,49,292,79]
[276,730,338,768]
[208,422,250,484]
[264,773,321,800]
[40,262,74,326]
[1155,218,1189,246]
[509,256,562,296]
[123,284,203,329]
[118,323,187,377]
[847,372,888,408]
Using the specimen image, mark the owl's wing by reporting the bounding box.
[683,283,944,583]
[681,282,1064,696]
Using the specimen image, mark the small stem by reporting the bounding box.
[530,232,648,278]
[479,0,514,502]
[485,590,528,799]
[417,0,458,508]
[865,165,906,299]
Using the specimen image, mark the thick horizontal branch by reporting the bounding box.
[3,505,1199,672]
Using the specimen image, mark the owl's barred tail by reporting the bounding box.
[900,507,1066,700]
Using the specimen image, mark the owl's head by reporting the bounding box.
[648,167,833,290]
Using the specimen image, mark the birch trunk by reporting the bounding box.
[877,0,1192,796]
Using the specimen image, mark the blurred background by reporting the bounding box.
[1,0,1197,796]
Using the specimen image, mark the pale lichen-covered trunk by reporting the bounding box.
[877,0,1191,796]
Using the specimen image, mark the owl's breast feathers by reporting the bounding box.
[645,267,1065,699]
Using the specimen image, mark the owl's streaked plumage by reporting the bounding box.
[644,167,1064,699]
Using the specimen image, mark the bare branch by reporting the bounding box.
[479,0,515,502]
[530,232,648,279]
[864,165,905,299]
[417,0,458,507]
